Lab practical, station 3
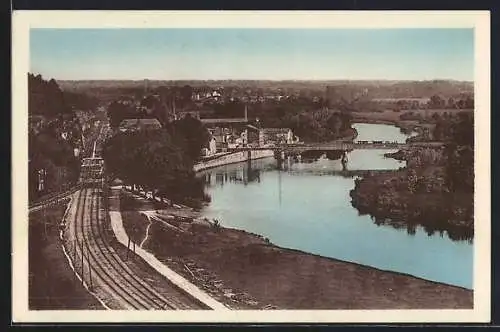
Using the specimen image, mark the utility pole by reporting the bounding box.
[126,238,131,260]
[42,205,47,238]
[87,250,93,290]
[80,240,84,286]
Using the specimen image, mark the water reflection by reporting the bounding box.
[202,157,472,243]
[198,123,472,288]
[370,215,473,244]
[202,159,262,187]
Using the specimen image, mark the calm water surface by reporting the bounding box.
[199,123,473,289]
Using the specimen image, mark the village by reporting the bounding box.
[117,105,300,158]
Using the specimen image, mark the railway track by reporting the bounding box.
[74,187,165,309]
[59,117,209,310]
[67,182,207,309]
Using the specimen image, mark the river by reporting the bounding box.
[198,123,473,289]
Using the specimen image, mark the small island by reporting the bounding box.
[350,111,474,241]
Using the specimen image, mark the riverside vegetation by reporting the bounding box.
[350,112,474,242]
[102,115,211,207]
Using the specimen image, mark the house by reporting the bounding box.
[207,126,246,151]
[118,118,162,133]
[261,128,296,145]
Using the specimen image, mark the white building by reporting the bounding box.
[260,128,296,145]
[203,136,218,156]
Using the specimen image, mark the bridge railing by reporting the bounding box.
[224,140,442,153]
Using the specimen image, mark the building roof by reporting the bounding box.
[200,118,248,124]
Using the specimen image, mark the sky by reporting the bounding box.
[30,28,474,81]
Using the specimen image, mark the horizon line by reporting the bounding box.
[48,77,474,83]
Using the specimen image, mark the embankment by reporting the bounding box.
[194,149,274,172]
[119,189,473,309]
[29,200,104,310]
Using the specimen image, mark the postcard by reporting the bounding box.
[12,10,490,323]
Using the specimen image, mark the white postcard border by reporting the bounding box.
[12,10,491,323]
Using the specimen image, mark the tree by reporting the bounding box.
[431,112,441,123]
[28,73,72,117]
[443,112,474,192]
[107,101,136,128]
[166,115,210,161]
[102,128,207,204]
[428,95,445,109]
[464,96,474,109]
[180,85,193,102]
[447,97,456,109]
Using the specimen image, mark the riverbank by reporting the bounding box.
[350,147,474,242]
[350,170,473,241]
[120,189,473,309]
[351,111,435,138]
[194,149,274,172]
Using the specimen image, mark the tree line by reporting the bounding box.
[29,73,98,116]
[102,116,210,206]
[434,112,474,193]
[107,94,354,143]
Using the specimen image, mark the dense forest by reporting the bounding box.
[102,117,210,206]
